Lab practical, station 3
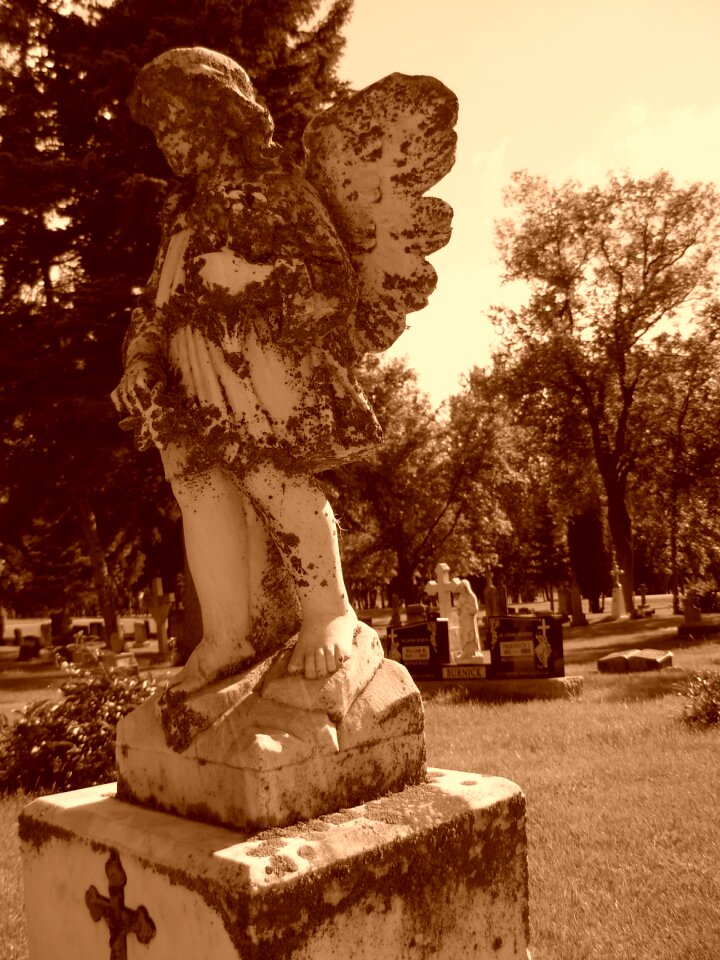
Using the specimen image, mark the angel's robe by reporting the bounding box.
[123,165,381,477]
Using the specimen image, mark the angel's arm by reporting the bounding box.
[113,196,180,414]
[121,193,183,367]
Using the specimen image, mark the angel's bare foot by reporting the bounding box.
[286,612,357,680]
[167,637,254,695]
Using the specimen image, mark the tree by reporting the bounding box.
[492,170,720,612]
[0,0,352,629]
[325,358,509,604]
[632,321,720,610]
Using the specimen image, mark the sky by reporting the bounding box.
[338,0,720,403]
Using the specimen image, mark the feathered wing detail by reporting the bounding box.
[302,72,458,358]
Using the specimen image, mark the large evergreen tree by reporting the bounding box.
[0,0,352,629]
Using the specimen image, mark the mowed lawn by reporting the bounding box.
[425,650,720,960]
[2,624,720,959]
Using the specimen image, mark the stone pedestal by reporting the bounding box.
[20,770,530,960]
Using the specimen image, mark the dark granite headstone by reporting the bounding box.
[387,617,450,679]
[486,615,564,679]
[17,635,40,661]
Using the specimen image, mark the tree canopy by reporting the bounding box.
[491,170,720,611]
[325,358,511,605]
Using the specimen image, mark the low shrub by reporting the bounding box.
[680,670,720,726]
[0,665,160,794]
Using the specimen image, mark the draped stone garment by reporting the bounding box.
[124,168,381,477]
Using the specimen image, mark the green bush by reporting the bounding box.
[0,666,160,794]
[680,670,720,726]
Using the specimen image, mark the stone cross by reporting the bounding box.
[425,563,462,620]
[85,850,155,960]
[148,576,174,660]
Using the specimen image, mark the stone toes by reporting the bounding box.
[321,647,337,675]
[304,653,318,680]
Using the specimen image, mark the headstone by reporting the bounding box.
[570,582,588,626]
[17,634,40,661]
[387,617,451,679]
[486,615,565,679]
[405,602,427,624]
[484,568,508,619]
[597,649,673,672]
[133,620,148,647]
[683,589,702,625]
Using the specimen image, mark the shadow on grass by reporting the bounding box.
[564,625,718,666]
[585,668,690,703]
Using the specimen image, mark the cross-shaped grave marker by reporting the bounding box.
[424,562,464,660]
[85,850,156,960]
[424,562,462,620]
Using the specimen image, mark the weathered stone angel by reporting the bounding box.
[113,47,457,698]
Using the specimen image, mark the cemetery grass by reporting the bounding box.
[424,644,720,960]
[0,793,27,960]
[2,640,720,959]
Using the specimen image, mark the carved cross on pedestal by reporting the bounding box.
[86,850,156,960]
[425,562,461,620]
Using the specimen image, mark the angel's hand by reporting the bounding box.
[111,354,167,416]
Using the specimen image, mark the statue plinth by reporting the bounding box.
[20,771,531,960]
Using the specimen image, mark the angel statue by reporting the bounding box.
[113,47,457,700]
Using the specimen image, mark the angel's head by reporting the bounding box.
[128,47,276,177]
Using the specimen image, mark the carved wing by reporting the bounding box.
[303,73,458,358]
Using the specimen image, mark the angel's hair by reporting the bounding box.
[128,47,279,168]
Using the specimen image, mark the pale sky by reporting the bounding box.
[339,0,720,403]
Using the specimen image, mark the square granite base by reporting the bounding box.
[20,771,530,960]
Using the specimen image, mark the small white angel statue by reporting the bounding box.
[113,48,457,696]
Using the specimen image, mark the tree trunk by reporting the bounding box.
[77,494,117,645]
[393,551,417,605]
